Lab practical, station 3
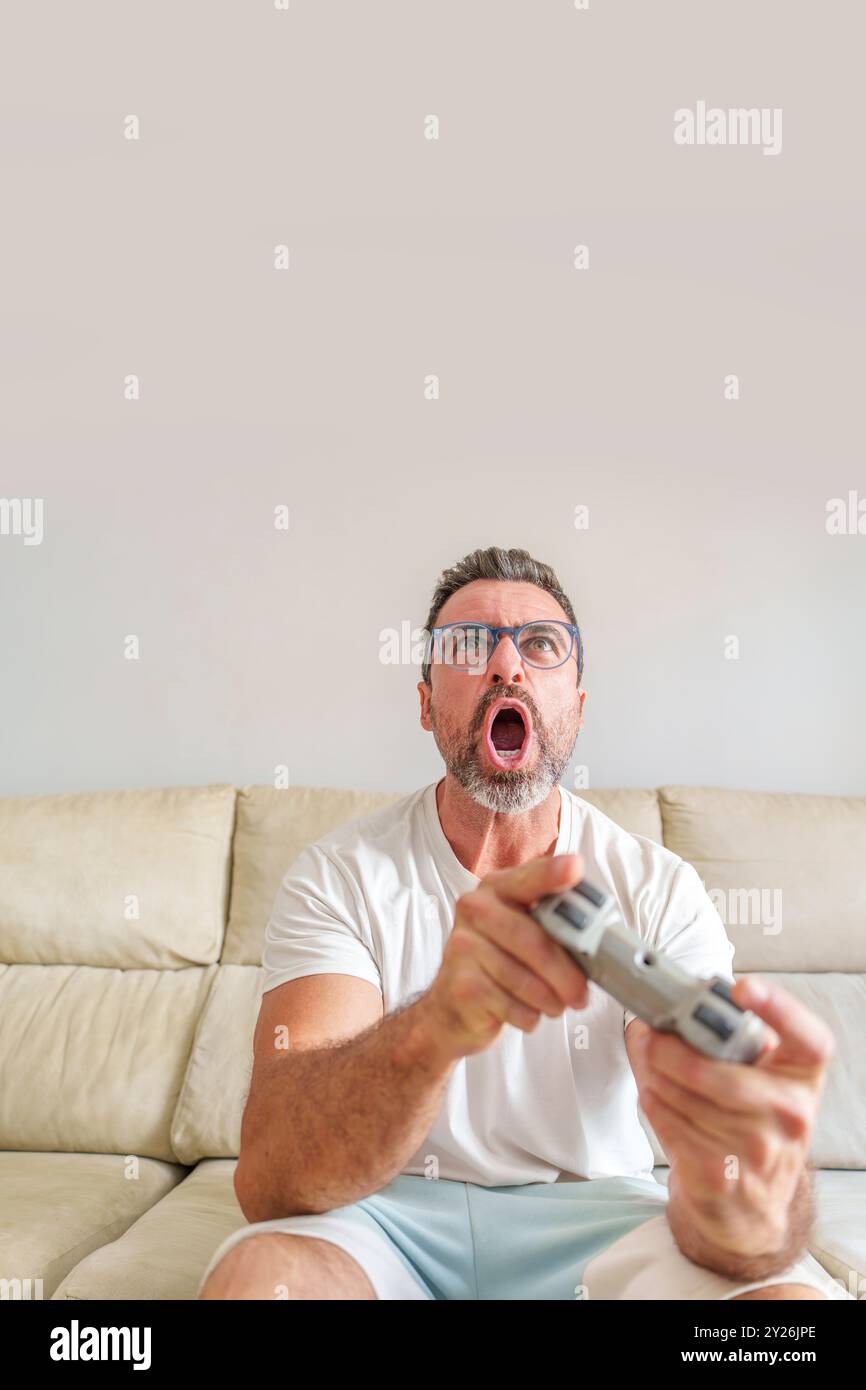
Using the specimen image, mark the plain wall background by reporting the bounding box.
[1,1,864,798]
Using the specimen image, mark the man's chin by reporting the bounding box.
[452,762,556,814]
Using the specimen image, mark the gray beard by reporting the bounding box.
[430,704,579,814]
[449,761,559,814]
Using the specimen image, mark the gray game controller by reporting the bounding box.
[531,875,769,1063]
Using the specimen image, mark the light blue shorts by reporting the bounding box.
[199,1172,852,1301]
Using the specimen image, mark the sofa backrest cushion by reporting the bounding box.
[659,785,866,972]
[0,784,236,969]
[0,962,217,1161]
[222,785,402,964]
[641,971,866,1170]
[576,788,662,842]
[171,964,262,1164]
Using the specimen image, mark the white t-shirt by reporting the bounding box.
[261,781,736,1186]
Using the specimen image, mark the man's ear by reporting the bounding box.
[577,686,587,731]
[417,680,433,731]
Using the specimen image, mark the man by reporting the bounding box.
[198,546,849,1301]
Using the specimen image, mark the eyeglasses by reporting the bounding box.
[424,621,583,680]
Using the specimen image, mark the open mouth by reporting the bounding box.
[485,701,532,768]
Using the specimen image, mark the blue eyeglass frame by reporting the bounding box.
[424,620,583,681]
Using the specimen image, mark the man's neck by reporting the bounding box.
[435,774,562,879]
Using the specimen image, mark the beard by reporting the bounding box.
[428,683,580,814]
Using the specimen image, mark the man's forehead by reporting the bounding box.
[436,580,569,626]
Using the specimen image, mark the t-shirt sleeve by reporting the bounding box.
[261,843,383,996]
[623,858,736,1030]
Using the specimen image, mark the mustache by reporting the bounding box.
[471,688,537,733]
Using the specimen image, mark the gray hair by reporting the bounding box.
[420,545,583,685]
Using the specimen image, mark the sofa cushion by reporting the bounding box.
[805,1169,866,1296]
[0,784,236,968]
[0,1151,186,1299]
[52,1159,245,1300]
[0,964,217,1161]
[576,789,662,842]
[222,785,401,964]
[762,972,866,1169]
[658,786,866,971]
[639,972,866,1171]
[171,966,263,1164]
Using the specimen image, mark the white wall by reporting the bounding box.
[2,1,864,797]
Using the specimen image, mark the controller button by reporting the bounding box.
[554,899,589,931]
[575,880,607,909]
[694,1002,736,1041]
[709,979,744,1012]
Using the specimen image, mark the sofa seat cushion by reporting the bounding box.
[0,1151,186,1299]
[52,1159,246,1301]
[652,1165,866,1295]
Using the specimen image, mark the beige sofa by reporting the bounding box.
[0,782,863,1301]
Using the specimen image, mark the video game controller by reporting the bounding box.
[530,875,769,1063]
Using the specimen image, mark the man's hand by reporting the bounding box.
[421,852,591,1059]
[628,976,835,1274]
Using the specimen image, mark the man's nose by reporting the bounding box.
[484,635,525,685]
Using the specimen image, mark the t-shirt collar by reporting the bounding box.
[422,778,573,899]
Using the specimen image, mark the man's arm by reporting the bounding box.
[234,974,459,1224]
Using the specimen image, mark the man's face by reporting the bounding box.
[417,580,587,813]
